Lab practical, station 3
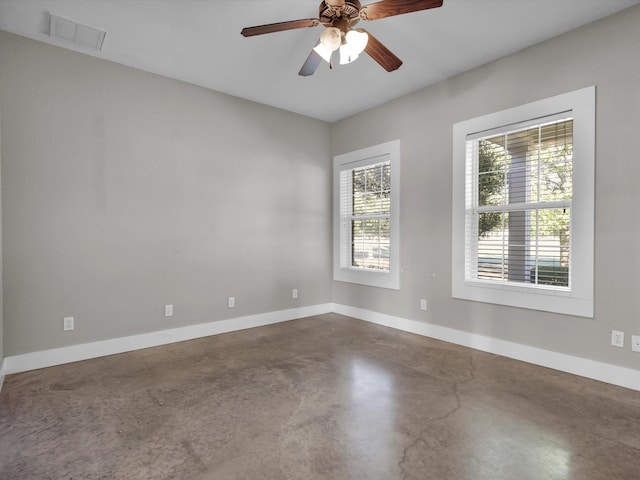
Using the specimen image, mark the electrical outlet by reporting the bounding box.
[631,335,640,353]
[292,288,298,299]
[63,316,74,331]
[164,304,173,317]
[420,299,427,311]
[228,297,235,308]
[611,330,624,348]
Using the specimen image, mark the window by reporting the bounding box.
[452,87,595,317]
[333,140,400,289]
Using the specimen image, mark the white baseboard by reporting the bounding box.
[2,304,333,376]
[332,304,640,392]
[3,302,639,392]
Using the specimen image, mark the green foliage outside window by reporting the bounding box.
[476,120,573,286]
[351,162,391,270]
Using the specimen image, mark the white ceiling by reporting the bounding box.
[1,0,639,122]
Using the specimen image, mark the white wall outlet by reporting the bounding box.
[164,304,173,317]
[611,330,624,348]
[420,299,427,311]
[228,296,235,308]
[631,335,640,353]
[292,288,298,299]
[63,316,74,331]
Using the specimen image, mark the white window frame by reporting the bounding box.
[452,86,595,317]
[333,140,400,290]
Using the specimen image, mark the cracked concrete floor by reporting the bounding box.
[1,313,639,479]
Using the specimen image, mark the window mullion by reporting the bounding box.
[477,200,571,213]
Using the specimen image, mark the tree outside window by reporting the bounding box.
[475,119,573,287]
[351,161,391,271]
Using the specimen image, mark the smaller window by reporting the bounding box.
[333,140,400,289]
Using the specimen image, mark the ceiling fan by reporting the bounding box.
[241,0,444,76]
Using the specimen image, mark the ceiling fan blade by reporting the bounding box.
[241,18,320,37]
[360,0,443,21]
[363,30,403,72]
[299,41,324,77]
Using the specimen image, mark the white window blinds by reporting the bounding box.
[465,115,573,289]
[339,161,391,271]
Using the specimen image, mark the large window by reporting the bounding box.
[452,87,595,317]
[333,140,400,289]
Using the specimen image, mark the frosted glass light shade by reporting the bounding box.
[320,27,341,50]
[314,27,342,64]
[339,30,369,64]
[314,42,334,63]
[339,44,359,64]
[346,30,368,54]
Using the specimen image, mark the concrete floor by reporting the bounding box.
[1,313,639,479]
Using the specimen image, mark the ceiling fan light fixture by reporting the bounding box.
[320,27,342,50]
[339,29,368,64]
[313,42,335,63]
[339,47,359,65]
[346,29,368,53]
[314,26,342,64]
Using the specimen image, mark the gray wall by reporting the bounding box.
[0,32,332,356]
[2,5,640,373]
[331,6,640,369]
[0,100,3,363]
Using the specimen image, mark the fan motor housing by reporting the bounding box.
[319,0,362,27]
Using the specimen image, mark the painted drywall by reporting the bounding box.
[331,5,640,370]
[0,99,3,364]
[2,5,640,374]
[0,32,332,356]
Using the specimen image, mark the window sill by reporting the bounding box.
[334,267,400,290]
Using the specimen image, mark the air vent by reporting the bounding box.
[49,13,106,51]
